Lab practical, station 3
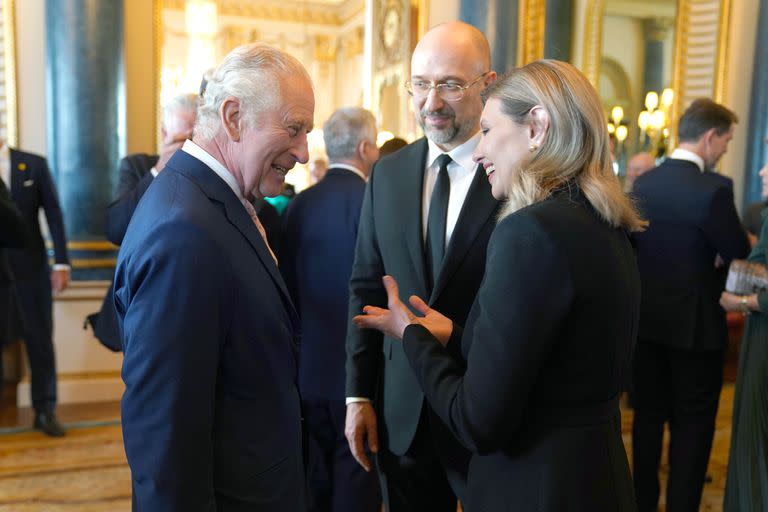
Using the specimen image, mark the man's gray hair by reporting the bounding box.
[162,93,199,128]
[195,43,312,140]
[323,107,377,162]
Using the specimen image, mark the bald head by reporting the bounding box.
[626,152,655,190]
[413,22,491,76]
[410,22,495,150]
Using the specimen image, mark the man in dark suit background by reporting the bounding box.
[344,21,499,511]
[631,98,751,512]
[89,93,198,351]
[0,178,27,383]
[114,42,313,511]
[0,139,70,437]
[281,107,381,512]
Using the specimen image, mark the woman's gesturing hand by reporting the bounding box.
[353,275,454,345]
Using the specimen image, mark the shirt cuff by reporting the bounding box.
[345,397,371,405]
[53,264,71,272]
[150,166,159,178]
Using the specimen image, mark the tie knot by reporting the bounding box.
[435,153,452,172]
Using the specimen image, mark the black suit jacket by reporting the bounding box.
[632,158,750,350]
[282,167,366,401]
[106,153,159,246]
[0,179,26,346]
[7,148,69,280]
[115,150,304,510]
[403,187,638,511]
[346,138,500,455]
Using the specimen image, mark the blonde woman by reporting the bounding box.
[354,60,643,511]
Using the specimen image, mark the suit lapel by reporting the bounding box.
[430,163,498,303]
[167,151,298,326]
[400,140,430,298]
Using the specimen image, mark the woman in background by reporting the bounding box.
[721,164,768,511]
[354,60,644,511]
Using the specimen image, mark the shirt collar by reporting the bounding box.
[670,148,705,172]
[182,139,244,200]
[426,131,481,173]
[328,162,367,181]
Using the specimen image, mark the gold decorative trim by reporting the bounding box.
[2,0,17,146]
[414,0,428,41]
[670,0,729,146]
[57,371,122,380]
[713,0,730,103]
[163,0,350,26]
[70,258,117,269]
[46,241,118,251]
[581,0,605,86]
[154,0,162,147]
[517,0,546,66]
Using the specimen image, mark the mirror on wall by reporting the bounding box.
[598,0,677,175]
[158,0,423,192]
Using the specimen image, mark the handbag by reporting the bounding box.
[725,259,768,295]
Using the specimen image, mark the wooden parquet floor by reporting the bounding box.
[0,386,737,511]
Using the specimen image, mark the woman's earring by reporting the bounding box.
[529,143,539,152]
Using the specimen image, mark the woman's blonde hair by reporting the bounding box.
[485,60,645,231]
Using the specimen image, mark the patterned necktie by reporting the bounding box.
[242,199,278,265]
[425,153,452,291]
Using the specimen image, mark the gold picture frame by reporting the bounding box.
[1,0,18,147]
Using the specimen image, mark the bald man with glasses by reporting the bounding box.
[344,22,499,511]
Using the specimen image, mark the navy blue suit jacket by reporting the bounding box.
[105,153,159,246]
[7,149,69,280]
[632,158,750,350]
[114,150,304,511]
[281,167,366,401]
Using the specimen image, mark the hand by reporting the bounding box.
[353,275,415,340]
[353,275,454,345]
[720,291,756,313]
[344,402,378,472]
[155,132,191,173]
[51,268,70,295]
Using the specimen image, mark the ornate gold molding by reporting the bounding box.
[581,0,606,87]
[517,0,546,65]
[163,0,357,26]
[2,0,17,146]
[154,0,163,146]
[670,0,730,144]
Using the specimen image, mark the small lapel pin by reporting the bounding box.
[23,179,34,187]
[18,163,26,171]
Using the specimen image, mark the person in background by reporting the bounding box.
[0,178,26,387]
[741,163,768,245]
[721,164,768,511]
[624,152,655,192]
[354,59,642,511]
[631,98,750,512]
[1,137,70,437]
[379,137,408,157]
[345,21,499,512]
[115,42,313,510]
[282,107,381,512]
[88,93,199,352]
[309,158,328,185]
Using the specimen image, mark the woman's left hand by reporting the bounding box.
[353,275,454,345]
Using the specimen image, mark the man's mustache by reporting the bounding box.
[420,107,455,120]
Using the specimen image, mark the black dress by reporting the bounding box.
[403,186,639,511]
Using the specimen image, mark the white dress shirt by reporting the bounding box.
[670,148,705,172]
[422,132,481,248]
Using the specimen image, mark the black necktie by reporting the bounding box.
[426,153,452,291]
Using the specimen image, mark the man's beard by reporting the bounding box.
[418,107,460,145]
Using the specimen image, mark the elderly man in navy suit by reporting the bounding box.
[282,107,381,512]
[631,98,750,512]
[114,42,313,511]
[0,139,70,437]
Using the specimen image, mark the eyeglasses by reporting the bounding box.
[404,72,490,102]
